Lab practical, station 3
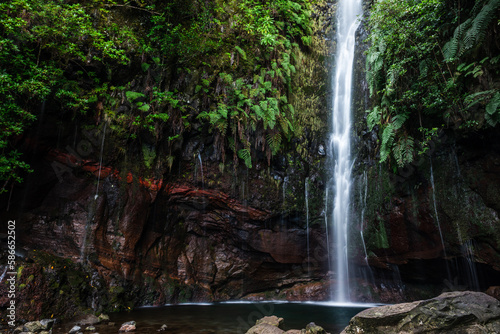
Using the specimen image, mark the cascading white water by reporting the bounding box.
[328,0,362,303]
[305,178,310,276]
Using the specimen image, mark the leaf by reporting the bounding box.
[392,113,408,130]
[126,91,145,102]
[486,92,500,115]
[138,103,150,112]
[266,133,281,155]
[237,148,252,168]
[366,106,381,131]
[235,45,247,60]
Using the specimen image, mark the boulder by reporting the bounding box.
[23,321,43,332]
[256,316,284,327]
[246,323,285,334]
[97,314,110,323]
[341,291,500,334]
[68,325,81,334]
[486,286,500,301]
[304,322,326,334]
[39,319,55,330]
[246,315,285,334]
[119,321,136,332]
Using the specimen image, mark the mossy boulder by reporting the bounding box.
[341,291,500,334]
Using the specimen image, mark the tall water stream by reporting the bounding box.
[328,0,363,302]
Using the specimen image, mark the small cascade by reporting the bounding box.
[94,122,107,200]
[90,271,100,311]
[358,171,375,288]
[324,189,331,267]
[197,152,205,187]
[448,151,480,291]
[429,161,452,281]
[0,266,7,283]
[305,178,311,276]
[461,240,480,291]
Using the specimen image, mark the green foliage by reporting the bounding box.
[1,0,317,192]
[237,148,252,168]
[443,0,500,60]
[182,0,314,168]
[366,0,500,167]
[0,0,146,192]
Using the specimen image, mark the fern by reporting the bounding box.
[366,106,381,131]
[486,92,500,116]
[237,148,252,168]
[463,0,500,53]
[444,0,500,60]
[235,45,247,60]
[392,113,408,130]
[252,104,264,120]
[126,91,145,102]
[380,123,395,163]
[266,133,282,155]
[393,137,414,167]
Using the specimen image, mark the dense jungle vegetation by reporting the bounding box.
[2,0,499,192]
[366,0,500,167]
[0,0,322,193]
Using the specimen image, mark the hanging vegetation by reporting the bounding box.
[365,0,500,168]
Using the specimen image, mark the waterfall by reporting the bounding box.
[305,178,310,276]
[197,152,205,187]
[328,0,362,303]
[94,122,107,200]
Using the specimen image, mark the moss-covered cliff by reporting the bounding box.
[0,0,334,321]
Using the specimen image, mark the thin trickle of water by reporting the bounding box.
[324,189,331,267]
[462,240,480,291]
[429,161,454,282]
[305,178,310,276]
[197,152,205,187]
[429,163,448,258]
[0,266,7,283]
[359,172,369,262]
[328,0,363,302]
[357,171,375,299]
[95,122,107,200]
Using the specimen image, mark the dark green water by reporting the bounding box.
[54,302,369,333]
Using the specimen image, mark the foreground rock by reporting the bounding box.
[119,320,137,332]
[342,291,500,334]
[21,319,55,333]
[245,316,328,334]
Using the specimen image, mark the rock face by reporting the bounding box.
[0,1,333,318]
[342,291,500,334]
